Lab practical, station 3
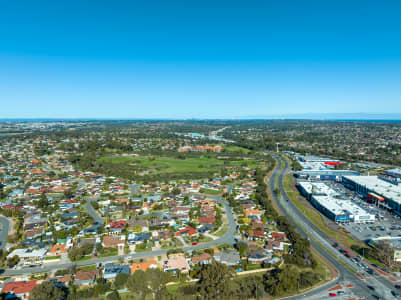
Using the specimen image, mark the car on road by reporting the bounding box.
[392,290,400,297]
[329,293,337,297]
[337,290,345,295]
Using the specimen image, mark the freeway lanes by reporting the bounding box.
[270,155,395,300]
[0,215,9,250]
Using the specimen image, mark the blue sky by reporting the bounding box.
[1,0,400,118]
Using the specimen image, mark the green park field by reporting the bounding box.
[98,155,257,175]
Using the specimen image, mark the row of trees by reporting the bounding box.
[175,262,322,299]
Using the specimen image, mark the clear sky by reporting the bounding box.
[1,0,400,119]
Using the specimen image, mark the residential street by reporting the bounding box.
[0,185,237,276]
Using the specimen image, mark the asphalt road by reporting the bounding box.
[129,184,140,196]
[84,200,104,224]
[0,215,9,250]
[270,155,395,300]
[0,185,237,276]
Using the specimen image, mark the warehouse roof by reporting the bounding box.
[298,181,338,197]
[344,175,401,205]
[313,195,372,218]
[300,181,372,218]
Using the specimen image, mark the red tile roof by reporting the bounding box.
[75,270,98,281]
[107,220,127,229]
[198,217,216,224]
[175,226,197,236]
[272,232,286,242]
[2,280,37,295]
[246,229,265,238]
[131,261,157,274]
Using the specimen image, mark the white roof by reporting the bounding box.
[313,195,372,218]
[298,181,338,197]
[7,248,47,259]
[299,161,329,171]
[300,181,373,218]
[344,175,401,205]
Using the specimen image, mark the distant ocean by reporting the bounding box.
[0,118,401,123]
[331,119,401,123]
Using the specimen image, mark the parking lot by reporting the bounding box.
[325,181,401,242]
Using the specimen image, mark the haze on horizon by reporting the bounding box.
[1,0,400,119]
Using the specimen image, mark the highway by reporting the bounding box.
[269,154,396,300]
[0,215,9,250]
[0,185,237,276]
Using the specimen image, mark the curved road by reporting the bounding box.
[0,186,237,276]
[270,155,394,300]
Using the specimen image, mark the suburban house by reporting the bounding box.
[127,232,150,245]
[106,220,127,233]
[74,270,99,286]
[25,228,44,240]
[130,260,158,274]
[154,230,172,241]
[103,263,131,279]
[7,248,47,265]
[191,252,213,265]
[175,226,197,237]
[213,250,241,266]
[244,209,262,218]
[197,223,216,233]
[246,229,266,241]
[198,217,216,224]
[163,253,190,274]
[48,243,68,257]
[102,235,125,248]
[247,249,271,264]
[2,280,38,299]
[51,274,72,287]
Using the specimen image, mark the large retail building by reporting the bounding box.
[343,175,401,215]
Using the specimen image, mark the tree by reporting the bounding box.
[30,282,66,300]
[146,268,169,295]
[377,240,395,268]
[114,273,129,289]
[265,266,300,296]
[64,189,74,199]
[172,187,181,195]
[127,270,148,299]
[38,191,49,209]
[235,241,249,257]
[6,255,19,268]
[298,271,321,289]
[197,261,235,299]
[107,290,121,300]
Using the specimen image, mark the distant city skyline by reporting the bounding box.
[1,1,401,118]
